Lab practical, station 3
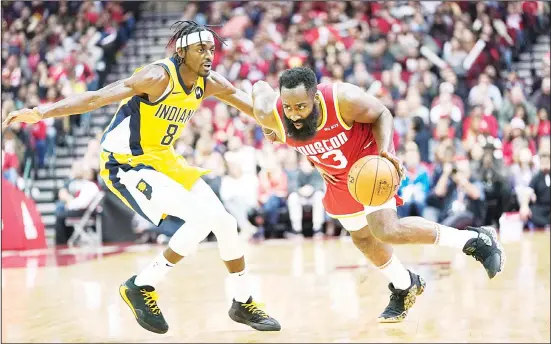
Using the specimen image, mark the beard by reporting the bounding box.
[283,105,320,142]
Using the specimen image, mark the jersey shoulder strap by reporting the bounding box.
[273,94,287,143]
[150,57,206,98]
[151,57,179,93]
[318,82,352,130]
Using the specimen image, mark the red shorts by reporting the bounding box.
[322,180,403,218]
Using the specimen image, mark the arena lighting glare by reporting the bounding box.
[176,31,214,49]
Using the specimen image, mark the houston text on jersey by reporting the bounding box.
[293,132,349,155]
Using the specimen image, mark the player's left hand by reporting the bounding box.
[316,166,339,185]
[379,150,405,182]
[262,127,282,144]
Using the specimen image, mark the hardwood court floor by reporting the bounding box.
[2,231,550,343]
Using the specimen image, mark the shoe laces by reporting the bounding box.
[466,235,492,263]
[242,301,269,318]
[385,293,404,313]
[140,289,161,315]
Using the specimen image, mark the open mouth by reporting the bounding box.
[203,63,212,69]
[293,122,303,129]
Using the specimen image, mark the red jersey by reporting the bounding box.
[275,83,383,177]
[274,83,399,217]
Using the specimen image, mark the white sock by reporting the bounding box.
[227,269,252,303]
[134,252,175,287]
[377,254,412,290]
[435,225,478,249]
[291,220,302,233]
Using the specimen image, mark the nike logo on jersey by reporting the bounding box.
[294,132,349,155]
[363,140,374,150]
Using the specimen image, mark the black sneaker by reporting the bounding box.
[228,296,281,331]
[377,270,426,323]
[119,275,169,334]
[463,226,505,279]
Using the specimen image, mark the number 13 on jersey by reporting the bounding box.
[310,149,348,169]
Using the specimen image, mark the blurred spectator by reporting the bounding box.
[502,118,537,166]
[519,148,550,229]
[468,73,503,110]
[431,82,465,118]
[408,116,430,163]
[2,135,20,185]
[286,156,325,237]
[499,85,537,131]
[510,147,537,197]
[430,91,462,125]
[1,54,22,92]
[4,0,549,237]
[255,161,288,239]
[22,121,47,168]
[534,107,550,140]
[397,142,430,218]
[224,136,257,177]
[1,0,138,180]
[220,159,258,236]
[83,129,103,175]
[195,136,225,197]
[406,91,430,125]
[531,51,550,95]
[442,37,468,72]
[283,149,300,193]
[462,104,499,155]
[55,162,100,245]
[476,144,511,226]
[530,76,550,113]
[394,99,411,139]
[425,157,486,229]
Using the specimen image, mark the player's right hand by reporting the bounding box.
[379,150,405,182]
[2,108,42,129]
[316,166,338,185]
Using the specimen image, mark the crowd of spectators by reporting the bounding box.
[169,1,550,240]
[2,1,550,244]
[1,0,139,188]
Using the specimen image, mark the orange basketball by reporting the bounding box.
[347,155,400,207]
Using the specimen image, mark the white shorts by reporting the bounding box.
[337,197,397,232]
[101,157,224,226]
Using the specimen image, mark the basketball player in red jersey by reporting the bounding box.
[252,67,505,322]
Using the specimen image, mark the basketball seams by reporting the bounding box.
[367,157,380,206]
[381,158,395,204]
[353,157,377,203]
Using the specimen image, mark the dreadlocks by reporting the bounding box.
[167,20,226,65]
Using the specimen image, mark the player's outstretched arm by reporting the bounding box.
[250,81,284,137]
[204,75,284,141]
[2,65,169,129]
[337,82,403,178]
[205,71,254,117]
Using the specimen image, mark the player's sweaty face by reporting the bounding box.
[182,41,215,77]
[281,85,320,141]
